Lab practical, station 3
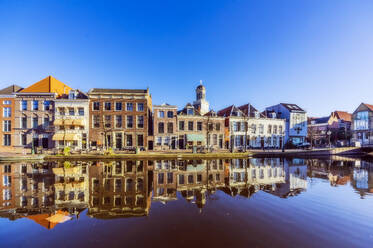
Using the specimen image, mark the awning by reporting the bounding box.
[53,119,64,126]
[64,134,78,141]
[72,119,84,126]
[52,133,65,141]
[64,119,73,125]
[186,134,205,142]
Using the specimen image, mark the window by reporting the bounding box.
[137,103,144,111]
[32,101,38,110]
[188,175,193,184]
[116,115,122,128]
[32,116,38,128]
[78,108,84,116]
[3,120,11,132]
[167,172,173,184]
[137,134,144,146]
[93,115,100,128]
[179,174,185,184]
[20,115,27,129]
[158,173,164,184]
[3,134,11,146]
[259,124,264,134]
[213,134,217,145]
[197,122,203,131]
[179,121,185,131]
[167,123,173,133]
[127,116,133,128]
[164,136,170,145]
[197,174,202,183]
[44,101,51,111]
[21,134,27,145]
[69,108,75,116]
[273,125,278,134]
[115,102,122,111]
[3,107,11,117]
[167,111,173,118]
[208,123,213,131]
[3,100,11,105]
[188,121,194,131]
[158,122,164,133]
[43,117,49,127]
[104,115,111,128]
[105,102,111,111]
[216,123,221,131]
[93,102,100,110]
[279,126,283,134]
[21,100,27,110]
[158,111,165,118]
[126,103,133,111]
[354,111,369,130]
[268,125,272,134]
[156,137,162,146]
[233,122,238,132]
[187,108,194,115]
[126,134,133,146]
[137,116,144,128]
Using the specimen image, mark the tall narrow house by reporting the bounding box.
[0,85,23,152]
[14,76,72,152]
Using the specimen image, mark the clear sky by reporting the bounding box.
[1,0,372,117]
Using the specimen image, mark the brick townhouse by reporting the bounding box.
[88,88,152,150]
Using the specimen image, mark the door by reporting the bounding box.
[42,138,48,148]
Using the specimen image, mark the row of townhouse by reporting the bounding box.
[307,103,373,147]
[0,76,308,153]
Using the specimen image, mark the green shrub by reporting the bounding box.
[63,146,71,156]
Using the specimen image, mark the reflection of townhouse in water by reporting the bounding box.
[153,159,225,209]
[266,158,307,198]
[88,160,151,218]
[52,161,89,209]
[351,159,373,197]
[224,158,286,197]
[0,162,55,211]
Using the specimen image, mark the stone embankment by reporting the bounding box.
[0,147,367,162]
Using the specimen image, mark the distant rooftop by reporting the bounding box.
[280,103,305,112]
[89,88,148,94]
[0,84,23,94]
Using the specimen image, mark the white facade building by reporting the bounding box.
[266,103,307,146]
[53,90,89,150]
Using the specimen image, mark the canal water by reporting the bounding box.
[0,157,373,248]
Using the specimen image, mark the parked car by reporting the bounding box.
[296,142,311,149]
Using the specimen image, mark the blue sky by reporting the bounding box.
[1,0,372,116]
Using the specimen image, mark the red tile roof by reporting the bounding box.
[333,111,352,122]
[364,103,373,112]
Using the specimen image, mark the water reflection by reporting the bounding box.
[0,157,372,228]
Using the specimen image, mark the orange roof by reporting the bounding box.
[20,76,72,96]
[364,103,373,112]
[26,213,57,230]
[333,111,352,122]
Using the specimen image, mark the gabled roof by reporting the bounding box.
[332,111,352,122]
[238,104,264,118]
[280,103,305,112]
[311,116,330,124]
[20,76,72,96]
[204,110,219,117]
[363,103,373,112]
[0,84,23,94]
[217,105,245,117]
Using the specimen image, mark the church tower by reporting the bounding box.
[193,80,209,115]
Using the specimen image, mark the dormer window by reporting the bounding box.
[271,112,276,118]
[255,112,260,118]
[187,108,194,115]
[69,90,77,100]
